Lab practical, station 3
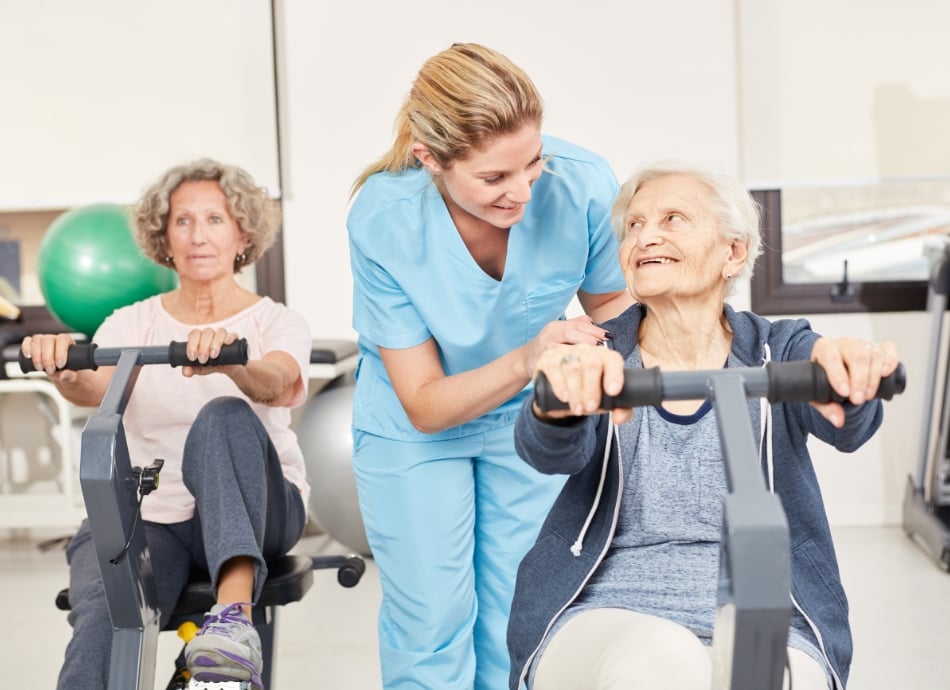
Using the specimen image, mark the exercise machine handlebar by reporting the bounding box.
[534,359,906,412]
[18,338,250,373]
[36,337,248,690]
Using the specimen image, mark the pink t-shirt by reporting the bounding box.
[94,295,312,523]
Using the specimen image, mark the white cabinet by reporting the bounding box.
[0,378,87,529]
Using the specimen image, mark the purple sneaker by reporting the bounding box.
[185,602,263,689]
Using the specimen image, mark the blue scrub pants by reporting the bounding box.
[353,423,566,690]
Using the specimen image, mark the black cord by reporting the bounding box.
[109,491,145,565]
[108,460,162,564]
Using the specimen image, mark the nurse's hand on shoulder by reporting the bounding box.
[524,315,612,380]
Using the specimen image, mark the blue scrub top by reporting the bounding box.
[347,135,626,442]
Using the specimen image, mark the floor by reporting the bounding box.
[2,525,948,689]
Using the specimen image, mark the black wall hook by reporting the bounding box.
[831,259,856,303]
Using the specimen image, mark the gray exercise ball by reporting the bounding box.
[297,383,371,557]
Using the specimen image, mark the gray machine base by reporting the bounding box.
[902,476,950,571]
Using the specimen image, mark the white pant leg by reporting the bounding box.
[533,608,831,690]
[533,608,712,690]
[785,647,831,690]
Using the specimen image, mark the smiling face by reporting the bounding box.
[166,179,247,285]
[414,123,544,231]
[619,173,746,308]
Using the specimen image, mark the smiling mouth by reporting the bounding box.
[637,257,676,267]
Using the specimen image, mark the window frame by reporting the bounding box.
[749,189,928,315]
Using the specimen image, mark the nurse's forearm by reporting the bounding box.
[400,345,534,434]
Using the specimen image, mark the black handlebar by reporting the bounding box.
[18,339,250,373]
[533,360,906,412]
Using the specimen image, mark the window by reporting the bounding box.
[749,181,950,315]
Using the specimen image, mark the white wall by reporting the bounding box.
[275,0,940,528]
[0,1,938,527]
[739,0,950,185]
[276,0,740,339]
[736,0,950,524]
[0,0,280,209]
[275,0,937,527]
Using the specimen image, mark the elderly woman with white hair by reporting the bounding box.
[506,162,900,690]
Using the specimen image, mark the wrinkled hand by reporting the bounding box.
[180,328,240,377]
[21,333,79,383]
[525,315,612,380]
[532,343,632,425]
[810,336,899,427]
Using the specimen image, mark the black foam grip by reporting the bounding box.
[608,366,665,409]
[532,372,563,412]
[18,343,98,373]
[167,338,249,368]
[766,360,825,403]
[875,362,906,400]
[533,367,665,412]
[767,360,906,404]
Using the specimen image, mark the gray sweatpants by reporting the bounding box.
[56,396,307,690]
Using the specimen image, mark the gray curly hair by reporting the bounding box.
[132,158,280,274]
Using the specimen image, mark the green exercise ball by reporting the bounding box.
[37,204,177,337]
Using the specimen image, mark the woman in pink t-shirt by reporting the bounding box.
[22,159,311,690]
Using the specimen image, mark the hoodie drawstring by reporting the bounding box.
[760,343,775,492]
[570,422,615,557]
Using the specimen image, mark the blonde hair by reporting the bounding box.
[133,158,280,274]
[611,161,763,290]
[351,43,544,195]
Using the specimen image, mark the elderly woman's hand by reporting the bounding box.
[532,343,632,425]
[524,316,613,380]
[809,336,900,427]
[21,333,79,383]
[180,327,240,377]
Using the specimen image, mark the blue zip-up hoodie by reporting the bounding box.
[507,304,884,690]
